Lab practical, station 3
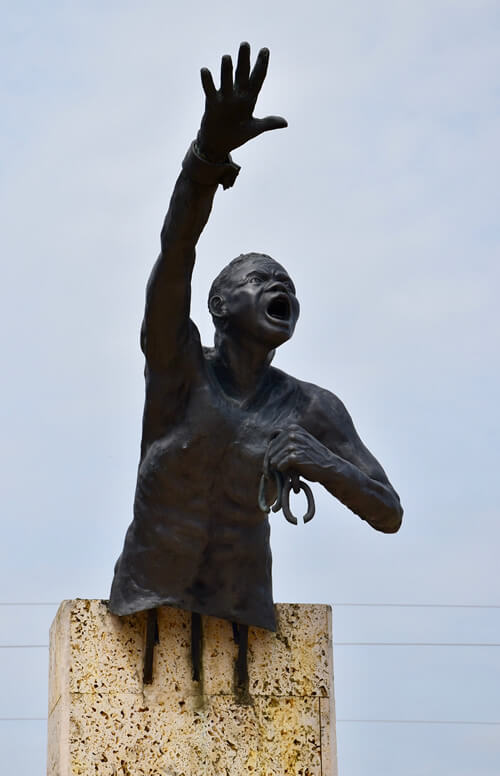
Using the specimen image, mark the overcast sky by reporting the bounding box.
[1,1,499,774]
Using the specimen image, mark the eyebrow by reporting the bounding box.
[244,269,296,290]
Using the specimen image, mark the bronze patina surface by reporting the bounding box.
[109,44,403,640]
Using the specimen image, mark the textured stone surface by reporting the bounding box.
[47,600,337,775]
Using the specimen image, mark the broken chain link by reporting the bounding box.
[258,469,315,525]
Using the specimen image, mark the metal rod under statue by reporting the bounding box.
[108,43,403,683]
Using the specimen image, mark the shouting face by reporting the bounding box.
[209,254,300,349]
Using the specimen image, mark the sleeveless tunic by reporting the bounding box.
[109,334,307,632]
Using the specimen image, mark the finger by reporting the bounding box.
[220,54,233,96]
[248,47,270,95]
[267,431,290,461]
[200,67,216,99]
[274,451,297,473]
[251,115,288,136]
[267,425,306,460]
[269,443,298,470]
[263,443,272,476]
[235,41,251,89]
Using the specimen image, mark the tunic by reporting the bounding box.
[109,328,315,632]
[108,146,402,630]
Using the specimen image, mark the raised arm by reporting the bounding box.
[141,43,287,370]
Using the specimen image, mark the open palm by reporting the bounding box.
[197,42,287,162]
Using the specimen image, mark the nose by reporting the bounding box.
[267,280,289,294]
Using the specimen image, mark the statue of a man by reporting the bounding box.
[109,44,402,675]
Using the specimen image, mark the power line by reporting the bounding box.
[332,603,500,609]
[0,603,60,607]
[335,642,500,647]
[336,719,500,726]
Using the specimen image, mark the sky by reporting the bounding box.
[1,1,499,774]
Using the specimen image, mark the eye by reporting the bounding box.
[247,274,265,284]
[281,278,295,293]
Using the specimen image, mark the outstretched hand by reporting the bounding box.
[197,42,287,163]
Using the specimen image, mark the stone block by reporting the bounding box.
[47,600,337,775]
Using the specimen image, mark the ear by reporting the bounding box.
[208,294,226,319]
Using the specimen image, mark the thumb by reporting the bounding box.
[251,115,288,136]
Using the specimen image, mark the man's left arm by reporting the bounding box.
[267,395,403,533]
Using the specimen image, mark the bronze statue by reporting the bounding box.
[109,43,403,683]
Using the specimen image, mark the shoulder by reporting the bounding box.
[299,379,350,419]
[271,367,350,419]
[269,368,354,439]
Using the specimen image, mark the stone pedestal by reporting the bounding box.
[47,600,337,775]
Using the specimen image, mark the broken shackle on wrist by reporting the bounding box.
[182,141,241,190]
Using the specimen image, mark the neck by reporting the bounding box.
[213,333,273,402]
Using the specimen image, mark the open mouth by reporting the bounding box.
[266,294,291,323]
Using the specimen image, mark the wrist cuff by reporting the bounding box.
[182,141,241,190]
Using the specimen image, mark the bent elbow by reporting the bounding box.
[382,515,403,533]
[377,502,403,534]
[362,494,403,534]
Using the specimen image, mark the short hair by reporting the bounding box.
[208,252,277,325]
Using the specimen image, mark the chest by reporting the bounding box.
[179,379,295,472]
[143,372,301,493]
